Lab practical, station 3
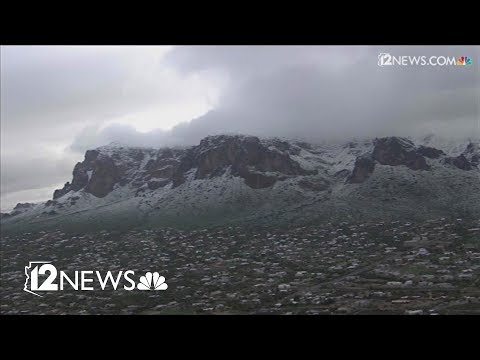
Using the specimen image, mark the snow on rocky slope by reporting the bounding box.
[2,134,479,233]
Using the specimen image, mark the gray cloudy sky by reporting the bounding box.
[1,45,479,211]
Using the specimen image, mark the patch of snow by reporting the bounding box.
[416,134,477,156]
[140,152,152,169]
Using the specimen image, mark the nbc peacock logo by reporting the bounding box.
[23,262,169,296]
[456,56,472,66]
[137,271,168,290]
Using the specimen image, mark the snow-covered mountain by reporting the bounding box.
[2,134,479,233]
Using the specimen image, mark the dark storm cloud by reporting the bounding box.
[166,45,479,141]
[74,45,479,150]
[2,46,479,210]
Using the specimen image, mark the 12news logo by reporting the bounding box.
[378,53,472,67]
[24,261,167,297]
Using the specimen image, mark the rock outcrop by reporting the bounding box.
[462,142,479,167]
[191,135,312,186]
[46,135,478,207]
[372,137,429,170]
[84,156,119,197]
[141,135,314,189]
[53,149,121,199]
[347,137,448,183]
[53,183,71,199]
[1,203,35,218]
[4,134,480,230]
[145,149,183,180]
[52,135,315,199]
[443,154,473,171]
[13,203,34,210]
[347,155,376,183]
[417,145,445,159]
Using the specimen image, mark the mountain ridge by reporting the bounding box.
[2,134,479,233]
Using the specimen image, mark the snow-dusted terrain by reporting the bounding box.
[1,134,479,233]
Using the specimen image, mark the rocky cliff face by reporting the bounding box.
[417,145,445,159]
[3,134,479,229]
[440,141,479,171]
[462,142,480,166]
[443,154,473,171]
[0,213,11,220]
[13,203,34,210]
[51,135,316,200]
[2,203,36,218]
[54,149,121,199]
[46,135,480,199]
[348,137,477,184]
[348,155,376,183]
[188,135,313,187]
[372,137,429,170]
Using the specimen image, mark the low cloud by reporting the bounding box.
[2,45,478,210]
[70,45,480,149]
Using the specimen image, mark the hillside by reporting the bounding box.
[2,134,479,233]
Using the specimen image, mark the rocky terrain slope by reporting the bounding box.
[2,134,479,233]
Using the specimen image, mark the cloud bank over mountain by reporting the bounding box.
[1,45,478,210]
[70,46,479,149]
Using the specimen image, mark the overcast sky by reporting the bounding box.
[1,45,479,211]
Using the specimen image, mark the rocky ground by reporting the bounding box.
[1,217,479,315]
